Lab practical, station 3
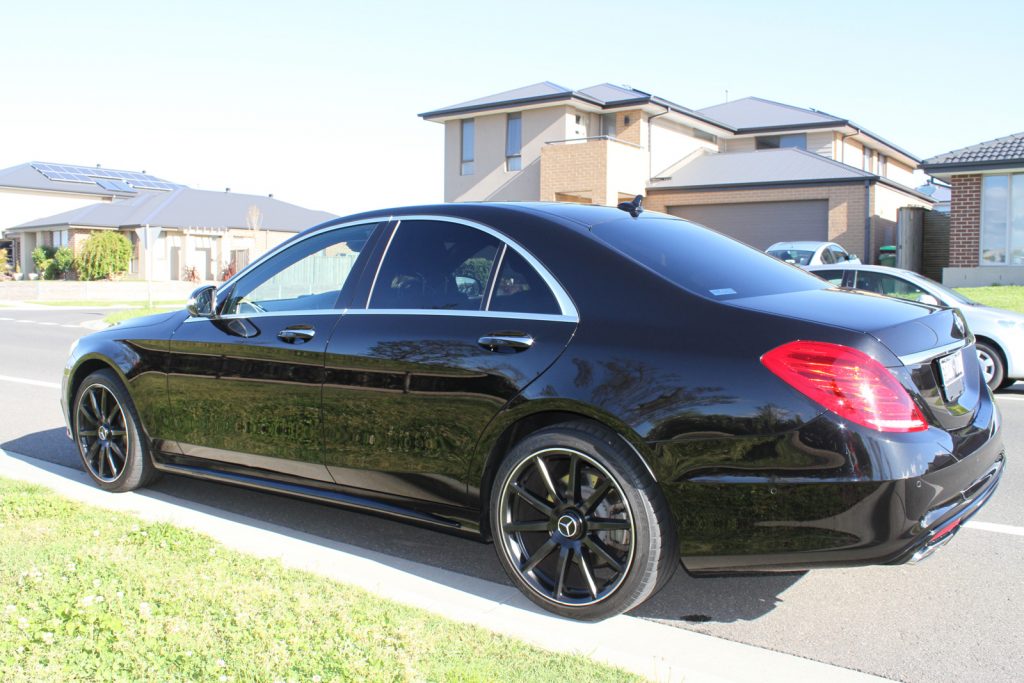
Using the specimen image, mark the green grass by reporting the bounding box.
[955,286,1024,314]
[103,306,180,325]
[0,477,640,683]
[33,300,186,308]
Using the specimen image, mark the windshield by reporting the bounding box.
[592,216,828,301]
[767,249,815,266]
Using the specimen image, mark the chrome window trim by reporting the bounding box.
[184,309,348,323]
[185,307,576,324]
[898,340,967,367]
[484,243,507,312]
[346,308,577,323]
[364,214,579,320]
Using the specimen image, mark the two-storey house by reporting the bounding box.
[420,82,933,261]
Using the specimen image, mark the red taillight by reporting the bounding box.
[761,340,928,433]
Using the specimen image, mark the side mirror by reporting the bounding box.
[187,285,216,318]
[919,294,940,307]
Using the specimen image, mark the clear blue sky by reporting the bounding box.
[1,0,1021,216]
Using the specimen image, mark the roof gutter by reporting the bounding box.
[647,107,671,180]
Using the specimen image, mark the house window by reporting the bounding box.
[600,113,617,138]
[460,119,475,176]
[506,113,522,172]
[980,173,1024,265]
[878,154,887,177]
[863,146,873,172]
[755,133,806,150]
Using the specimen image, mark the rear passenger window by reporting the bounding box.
[489,250,560,315]
[814,269,845,285]
[369,220,500,310]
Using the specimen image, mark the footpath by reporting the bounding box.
[0,449,890,683]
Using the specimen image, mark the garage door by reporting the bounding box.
[668,200,828,250]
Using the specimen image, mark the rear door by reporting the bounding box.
[322,217,578,507]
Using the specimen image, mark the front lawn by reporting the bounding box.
[0,478,639,682]
[955,286,1024,314]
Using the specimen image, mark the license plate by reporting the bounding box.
[938,349,965,402]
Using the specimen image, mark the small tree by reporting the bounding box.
[0,248,9,275]
[77,231,132,281]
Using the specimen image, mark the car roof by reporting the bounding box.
[806,262,925,279]
[767,241,834,250]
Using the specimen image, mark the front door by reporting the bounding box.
[323,218,578,508]
[164,220,382,481]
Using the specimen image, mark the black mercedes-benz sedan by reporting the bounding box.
[62,202,1004,620]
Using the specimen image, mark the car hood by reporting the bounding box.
[108,309,188,332]
[960,304,1024,333]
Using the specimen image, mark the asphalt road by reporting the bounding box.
[1,305,1021,683]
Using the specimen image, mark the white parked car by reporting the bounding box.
[767,241,860,267]
[808,263,1024,391]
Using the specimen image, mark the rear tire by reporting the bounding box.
[72,369,159,492]
[489,421,677,621]
[975,342,1005,392]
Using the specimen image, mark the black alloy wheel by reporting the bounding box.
[73,369,158,492]
[491,422,677,620]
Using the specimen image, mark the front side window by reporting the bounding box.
[854,272,931,303]
[461,119,475,176]
[878,154,888,177]
[222,223,376,315]
[981,173,1024,265]
[756,134,807,150]
[506,113,522,171]
[370,220,500,311]
[863,146,873,172]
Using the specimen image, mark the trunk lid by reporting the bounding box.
[729,287,979,432]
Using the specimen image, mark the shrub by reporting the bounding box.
[31,246,54,273]
[46,246,76,279]
[77,231,132,281]
[0,248,9,274]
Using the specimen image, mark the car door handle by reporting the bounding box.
[478,333,534,352]
[278,326,315,344]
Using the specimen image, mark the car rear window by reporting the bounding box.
[592,216,828,301]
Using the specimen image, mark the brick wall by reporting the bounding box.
[615,109,643,146]
[948,174,981,266]
[646,183,869,258]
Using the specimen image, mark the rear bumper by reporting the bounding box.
[667,396,1005,574]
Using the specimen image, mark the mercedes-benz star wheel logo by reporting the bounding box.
[557,513,580,539]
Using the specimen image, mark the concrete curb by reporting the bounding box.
[0,449,890,683]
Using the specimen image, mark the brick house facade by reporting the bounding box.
[922,133,1024,285]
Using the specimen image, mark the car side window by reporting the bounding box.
[814,269,845,286]
[369,220,501,310]
[489,249,560,315]
[879,275,932,302]
[222,223,377,315]
[829,245,849,262]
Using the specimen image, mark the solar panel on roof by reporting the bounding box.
[95,178,137,193]
[30,162,180,192]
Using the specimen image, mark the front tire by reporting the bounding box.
[72,369,159,492]
[490,422,677,620]
[976,341,1005,392]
